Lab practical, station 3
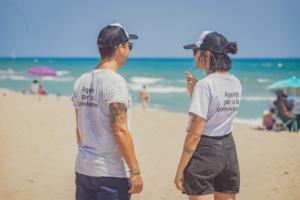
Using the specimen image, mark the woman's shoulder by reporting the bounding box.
[195,78,210,89]
[228,73,241,82]
[211,73,241,85]
[196,74,216,87]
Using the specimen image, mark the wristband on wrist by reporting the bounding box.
[130,170,141,177]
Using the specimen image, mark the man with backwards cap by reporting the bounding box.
[72,23,143,200]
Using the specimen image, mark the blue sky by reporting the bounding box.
[1,0,300,58]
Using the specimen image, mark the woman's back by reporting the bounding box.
[189,73,242,136]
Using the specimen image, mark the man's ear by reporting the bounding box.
[115,46,121,55]
[118,44,126,55]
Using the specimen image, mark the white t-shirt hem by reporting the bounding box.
[188,110,207,120]
[75,169,130,178]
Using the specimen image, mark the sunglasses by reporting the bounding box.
[193,49,199,56]
[114,42,133,51]
[193,49,206,56]
[128,42,133,50]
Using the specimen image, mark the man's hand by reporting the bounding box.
[109,102,143,194]
[129,174,143,194]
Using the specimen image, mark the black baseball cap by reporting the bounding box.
[97,23,138,49]
[183,31,229,54]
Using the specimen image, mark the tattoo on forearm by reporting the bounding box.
[109,103,127,124]
[190,113,197,122]
[184,146,194,155]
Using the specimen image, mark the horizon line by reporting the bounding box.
[1,56,300,60]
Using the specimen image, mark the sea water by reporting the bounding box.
[0,57,299,124]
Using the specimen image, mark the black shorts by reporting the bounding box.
[183,133,240,196]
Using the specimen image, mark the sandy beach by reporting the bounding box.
[0,91,300,200]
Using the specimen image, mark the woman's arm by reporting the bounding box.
[75,109,81,145]
[185,71,198,97]
[174,113,206,192]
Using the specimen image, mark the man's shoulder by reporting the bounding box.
[113,73,127,83]
[74,72,90,86]
[74,72,86,82]
[95,69,127,83]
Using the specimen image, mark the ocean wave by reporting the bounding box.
[56,70,71,76]
[41,76,75,82]
[257,78,271,83]
[0,88,15,92]
[8,75,28,81]
[242,96,274,101]
[176,79,187,83]
[261,63,272,67]
[129,84,186,94]
[130,76,163,85]
[277,63,284,68]
[0,75,29,81]
[0,68,17,75]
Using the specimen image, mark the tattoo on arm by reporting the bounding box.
[190,113,197,122]
[109,103,127,124]
[184,146,194,155]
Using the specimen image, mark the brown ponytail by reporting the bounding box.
[224,42,238,54]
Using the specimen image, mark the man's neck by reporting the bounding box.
[97,59,119,72]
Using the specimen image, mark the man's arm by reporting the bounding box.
[109,102,143,194]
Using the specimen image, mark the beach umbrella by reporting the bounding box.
[267,77,300,90]
[27,66,57,76]
[267,76,300,96]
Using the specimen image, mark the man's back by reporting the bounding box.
[72,68,132,178]
[74,23,142,200]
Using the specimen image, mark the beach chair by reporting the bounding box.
[273,111,298,132]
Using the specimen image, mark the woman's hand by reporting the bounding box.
[174,169,185,192]
[185,71,197,97]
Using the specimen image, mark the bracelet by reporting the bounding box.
[130,170,141,177]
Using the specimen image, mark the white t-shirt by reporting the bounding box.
[27,83,39,94]
[188,73,242,137]
[72,68,132,178]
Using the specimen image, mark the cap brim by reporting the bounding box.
[183,44,197,50]
[129,34,138,39]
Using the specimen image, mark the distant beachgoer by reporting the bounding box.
[139,85,149,109]
[26,80,39,94]
[262,108,275,130]
[174,31,241,200]
[38,84,47,96]
[275,90,297,131]
[72,23,143,200]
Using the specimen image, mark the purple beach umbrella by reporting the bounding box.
[27,66,57,76]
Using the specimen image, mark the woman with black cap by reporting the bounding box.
[174,31,242,200]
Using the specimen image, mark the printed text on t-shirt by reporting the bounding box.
[77,86,98,107]
[217,91,240,112]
